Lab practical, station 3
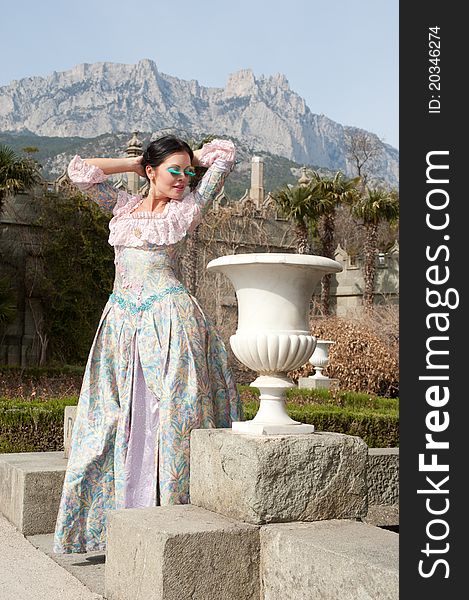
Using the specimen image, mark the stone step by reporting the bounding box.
[0,444,399,539]
[104,506,399,600]
[0,451,67,535]
[261,519,399,600]
[105,504,260,600]
[6,511,399,600]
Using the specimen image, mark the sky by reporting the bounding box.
[0,0,398,149]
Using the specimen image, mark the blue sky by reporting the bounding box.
[0,0,398,149]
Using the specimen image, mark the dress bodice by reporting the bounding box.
[111,246,185,314]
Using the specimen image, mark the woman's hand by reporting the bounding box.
[192,149,202,167]
[134,156,146,178]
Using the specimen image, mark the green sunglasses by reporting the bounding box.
[167,167,197,177]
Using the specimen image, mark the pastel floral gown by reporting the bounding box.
[53,140,242,553]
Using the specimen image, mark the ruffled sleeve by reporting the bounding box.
[194,139,236,209]
[67,155,126,213]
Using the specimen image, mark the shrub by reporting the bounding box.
[34,190,114,364]
[239,385,399,447]
[242,401,398,448]
[0,397,78,452]
[0,365,84,401]
[0,275,17,325]
[0,381,399,453]
[289,308,399,397]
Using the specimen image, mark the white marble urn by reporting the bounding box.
[206,253,342,434]
[309,340,335,379]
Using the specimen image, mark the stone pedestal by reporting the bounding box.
[298,376,338,390]
[105,505,260,600]
[190,429,368,524]
[63,405,77,459]
[102,430,397,599]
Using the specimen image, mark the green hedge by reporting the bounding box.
[0,397,78,453]
[242,401,398,448]
[239,386,399,448]
[239,385,399,411]
[1,393,398,454]
[285,388,399,412]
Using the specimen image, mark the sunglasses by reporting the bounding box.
[167,167,197,177]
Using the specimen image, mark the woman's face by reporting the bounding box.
[147,151,194,201]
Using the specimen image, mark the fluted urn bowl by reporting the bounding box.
[206,253,342,434]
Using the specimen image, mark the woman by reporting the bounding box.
[54,135,242,554]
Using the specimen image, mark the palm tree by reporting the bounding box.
[0,145,41,214]
[272,183,318,254]
[309,171,360,314]
[351,187,399,310]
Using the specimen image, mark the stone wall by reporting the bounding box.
[0,190,45,366]
[332,242,399,317]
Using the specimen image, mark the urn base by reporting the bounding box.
[233,375,315,435]
[232,421,315,435]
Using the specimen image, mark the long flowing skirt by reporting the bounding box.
[53,285,242,553]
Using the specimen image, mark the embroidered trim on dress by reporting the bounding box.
[109,285,186,314]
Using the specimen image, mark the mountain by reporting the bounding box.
[0,130,319,200]
[0,59,398,186]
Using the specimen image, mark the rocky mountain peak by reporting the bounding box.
[225,69,258,98]
[0,60,398,186]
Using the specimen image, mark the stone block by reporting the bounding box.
[105,504,260,600]
[364,448,399,527]
[190,429,368,524]
[0,451,66,535]
[367,448,399,505]
[261,520,399,600]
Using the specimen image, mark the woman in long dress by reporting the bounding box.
[53,136,242,554]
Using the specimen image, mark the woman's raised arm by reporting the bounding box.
[192,139,236,209]
[67,155,144,213]
[83,157,145,177]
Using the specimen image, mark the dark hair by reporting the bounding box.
[142,135,194,180]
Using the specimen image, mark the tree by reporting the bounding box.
[0,145,41,214]
[345,130,383,189]
[272,183,318,254]
[351,187,399,310]
[0,275,16,325]
[273,172,360,311]
[35,189,114,363]
[183,135,217,295]
[310,171,360,314]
